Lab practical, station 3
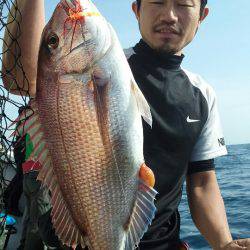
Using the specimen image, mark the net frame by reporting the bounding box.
[0,0,32,223]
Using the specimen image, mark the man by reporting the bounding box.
[1,0,250,249]
[125,1,249,249]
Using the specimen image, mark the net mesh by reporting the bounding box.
[0,0,31,221]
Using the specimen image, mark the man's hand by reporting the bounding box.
[219,239,250,250]
[186,171,249,250]
[2,0,45,96]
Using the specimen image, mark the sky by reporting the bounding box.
[1,0,250,145]
[47,0,250,145]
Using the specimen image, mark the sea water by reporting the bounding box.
[180,143,250,249]
[4,144,250,249]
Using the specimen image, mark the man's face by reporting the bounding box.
[132,0,209,55]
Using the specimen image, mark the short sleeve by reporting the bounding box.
[189,79,227,162]
[187,159,215,175]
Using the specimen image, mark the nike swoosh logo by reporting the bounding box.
[187,116,200,123]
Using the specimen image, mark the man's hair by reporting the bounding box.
[136,0,208,16]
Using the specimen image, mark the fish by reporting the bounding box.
[14,0,157,249]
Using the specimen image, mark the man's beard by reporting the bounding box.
[154,43,180,55]
[139,22,183,55]
[143,35,181,55]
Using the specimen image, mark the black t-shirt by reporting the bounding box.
[125,40,227,249]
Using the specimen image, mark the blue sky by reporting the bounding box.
[45,0,250,145]
[1,1,250,145]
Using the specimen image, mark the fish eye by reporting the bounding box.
[47,33,59,49]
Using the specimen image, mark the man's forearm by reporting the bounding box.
[2,0,45,96]
[186,171,232,250]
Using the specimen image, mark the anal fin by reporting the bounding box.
[38,160,87,249]
[21,101,88,249]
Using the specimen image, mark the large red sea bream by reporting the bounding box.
[15,0,157,249]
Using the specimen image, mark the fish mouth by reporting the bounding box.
[66,41,86,55]
[65,29,93,56]
[58,21,113,84]
[59,40,113,84]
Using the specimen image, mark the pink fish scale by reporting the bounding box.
[55,84,119,247]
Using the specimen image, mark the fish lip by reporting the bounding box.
[62,41,113,77]
[65,41,86,56]
[59,23,114,79]
[72,41,85,52]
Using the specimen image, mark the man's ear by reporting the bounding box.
[132,1,140,20]
[200,6,209,22]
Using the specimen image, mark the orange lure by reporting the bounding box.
[68,9,100,21]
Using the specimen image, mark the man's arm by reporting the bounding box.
[2,0,45,96]
[186,170,248,250]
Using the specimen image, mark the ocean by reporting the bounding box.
[179,143,250,249]
[1,144,250,249]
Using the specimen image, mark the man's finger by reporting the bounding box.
[234,239,250,249]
